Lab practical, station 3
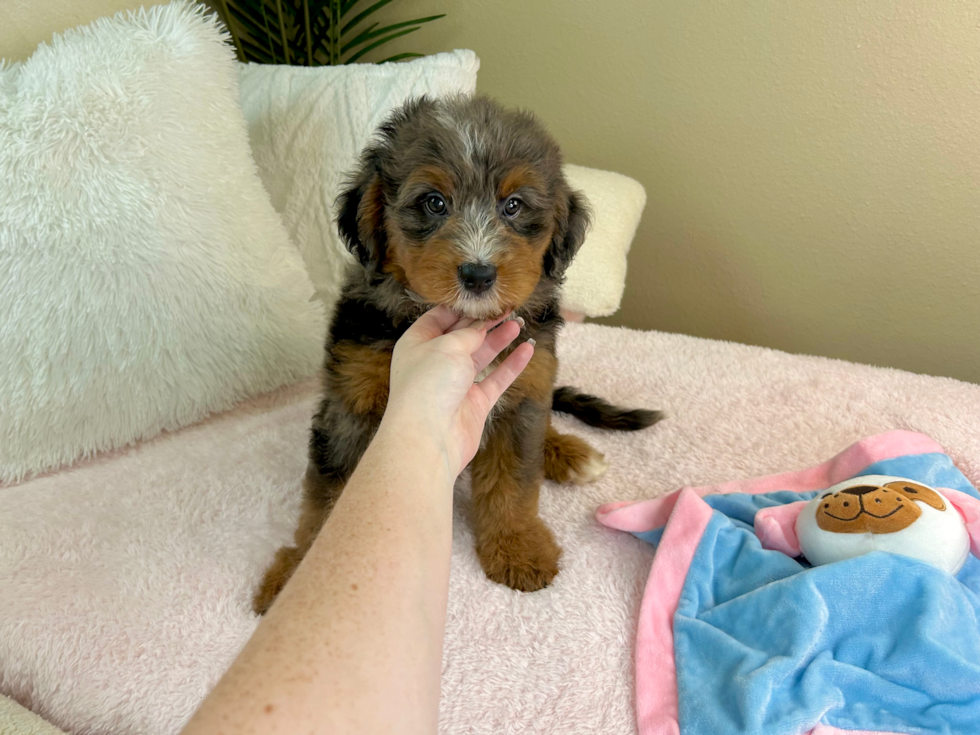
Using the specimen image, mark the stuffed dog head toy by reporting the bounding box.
[756,475,980,575]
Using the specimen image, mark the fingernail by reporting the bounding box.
[472,320,486,331]
[516,316,526,328]
[527,338,536,347]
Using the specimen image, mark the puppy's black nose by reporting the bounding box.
[458,262,497,295]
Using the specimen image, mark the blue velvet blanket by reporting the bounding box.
[596,431,980,735]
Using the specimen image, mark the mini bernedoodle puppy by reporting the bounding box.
[254,95,661,614]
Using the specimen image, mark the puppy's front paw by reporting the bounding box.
[477,521,562,592]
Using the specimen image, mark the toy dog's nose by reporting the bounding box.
[459,262,497,295]
[841,485,879,496]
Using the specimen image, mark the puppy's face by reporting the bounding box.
[337,97,590,319]
[383,162,554,320]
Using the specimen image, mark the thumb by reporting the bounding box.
[403,305,463,344]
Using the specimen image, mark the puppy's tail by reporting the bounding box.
[551,387,663,431]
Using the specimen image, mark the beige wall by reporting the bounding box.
[1,0,165,61]
[367,0,980,384]
[6,1,979,383]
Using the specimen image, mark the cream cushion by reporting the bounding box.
[238,55,645,318]
[238,50,481,310]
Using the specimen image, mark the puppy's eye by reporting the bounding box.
[503,197,522,218]
[424,194,447,216]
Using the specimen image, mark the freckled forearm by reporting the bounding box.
[181,426,455,735]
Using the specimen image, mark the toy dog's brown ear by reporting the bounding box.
[885,481,946,511]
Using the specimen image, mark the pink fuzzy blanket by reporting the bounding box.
[2,323,978,735]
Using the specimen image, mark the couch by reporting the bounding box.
[2,5,978,735]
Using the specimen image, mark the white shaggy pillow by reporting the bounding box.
[238,50,480,309]
[0,2,325,484]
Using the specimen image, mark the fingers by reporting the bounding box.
[447,311,511,335]
[446,316,478,333]
[402,307,521,371]
[471,319,520,374]
[441,311,514,353]
[406,305,464,342]
[475,341,534,407]
[482,312,513,333]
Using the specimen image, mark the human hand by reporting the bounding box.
[383,306,534,478]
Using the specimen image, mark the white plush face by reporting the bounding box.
[796,475,970,574]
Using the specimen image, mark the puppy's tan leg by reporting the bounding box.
[472,344,564,592]
[543,422,608,485]
[252,464,343,615]
[471,418,561,592]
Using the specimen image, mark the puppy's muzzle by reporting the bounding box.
[458,262,497,295]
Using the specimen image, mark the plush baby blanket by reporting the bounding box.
[597,430,980,735]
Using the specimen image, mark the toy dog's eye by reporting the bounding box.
[424,194,447,216]
[503,197,522,218]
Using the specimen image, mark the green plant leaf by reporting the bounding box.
[344,26,419,63]
[340,0,394,37]
[302,0,313,65]
[341,21,378,50]
[274,0,291,64]
[342,15,443,54]
[223,0,443,66]
[224,0,267,27]
[377,52,423,63]
[214,0,246,60]
[259,1,278,63]
[235,25,279,62]
[225,6,282,61]
[307,4,336,52]
[341,0,358,14]
[226,8,272,43]
[224,2,272,43]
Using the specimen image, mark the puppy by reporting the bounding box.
[254,96,660,614]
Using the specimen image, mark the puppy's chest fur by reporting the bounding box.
[318,274,563,435]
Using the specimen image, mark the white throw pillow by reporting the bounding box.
[562,164,646,318]
[239,56,644,318]
[0,1,326,484]
[238,50,480,309]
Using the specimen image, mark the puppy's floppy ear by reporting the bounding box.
[544,187,591,280]
[335,152,386,269]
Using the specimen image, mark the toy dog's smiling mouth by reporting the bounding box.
[825,505,902,522]
[814,482,936,534]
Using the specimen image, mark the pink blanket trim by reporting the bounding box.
[596,430,942,534]
[634,488,713,735]
[598,430,941,735]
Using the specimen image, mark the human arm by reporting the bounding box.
[180,308,532,735]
